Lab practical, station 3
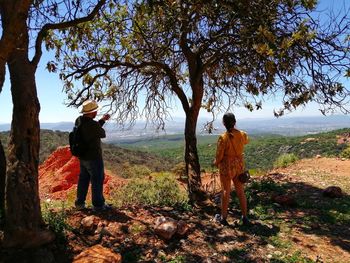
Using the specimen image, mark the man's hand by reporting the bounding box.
[101,114,111,121]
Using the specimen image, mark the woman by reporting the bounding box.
[214,112,249,226]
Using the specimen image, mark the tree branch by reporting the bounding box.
[31,0,106,66]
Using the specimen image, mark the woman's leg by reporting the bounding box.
[219,174,232,219]
[233,176,247,217]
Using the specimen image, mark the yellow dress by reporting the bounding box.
[215,129,249,179]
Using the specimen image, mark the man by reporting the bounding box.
[74,99,111,211]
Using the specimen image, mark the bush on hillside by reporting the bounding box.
[42,201,70,241]
[120,162,152,178]
[340,147,350,159]
[110,172,188,207]
[273,153,299,168]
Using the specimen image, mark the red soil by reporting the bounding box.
[39,146,125,200]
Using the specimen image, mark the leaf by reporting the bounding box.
[345,69,350,78]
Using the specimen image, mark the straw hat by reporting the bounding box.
[81,100,99,114]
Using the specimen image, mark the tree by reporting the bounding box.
[0,0,106,247]
[0,0,34,221]
[50,0,350,203]
[0,140,5,217]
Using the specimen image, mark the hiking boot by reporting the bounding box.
[93,204,113,212]
[214,214,229,226]
[75,203,86,210]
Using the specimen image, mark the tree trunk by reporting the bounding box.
[3,19,54,248]
[0,140,5,218]
[184,83,207,204]
[184,110,202,201]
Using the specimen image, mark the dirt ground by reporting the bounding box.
[0,157,349,263]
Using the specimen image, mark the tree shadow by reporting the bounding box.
[245,176,350,253]
[0,237,72,263]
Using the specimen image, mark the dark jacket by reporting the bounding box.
[75,116,106,160]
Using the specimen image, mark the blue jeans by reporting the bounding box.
[75,158,105,207]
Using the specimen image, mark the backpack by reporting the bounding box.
[69,121,84,157]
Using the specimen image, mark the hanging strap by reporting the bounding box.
[227,131,245,172]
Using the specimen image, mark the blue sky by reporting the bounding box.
[0,0,348,124]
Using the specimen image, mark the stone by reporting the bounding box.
[323,186,342,198]
[104,222,122,237]
[73,244,122,263]
[81,215,97,234]
[154,216,178,240]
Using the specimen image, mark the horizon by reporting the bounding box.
[1,113,350,125]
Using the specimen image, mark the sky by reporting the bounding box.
[0,0,348,124]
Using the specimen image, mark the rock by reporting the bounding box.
[154,217,190,240]
[73,244,122,263]
[104,222,122,237]
[323,186,342,198]
[154,216,168,226]
[81,215,98,234]
[154,216,178,240]
[272,194,297,206]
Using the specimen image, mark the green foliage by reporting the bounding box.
[271,251,314,263]
[110,172,188,207]
[0,130,175,176]
[273,153,299,168]
[0,130,68,163]
[119,162,152,179]
[225,248,248,262]
[118,128,350,171]
[340,146,350,159]
[102,144,175,175]
[42,201,70,240]
[166,255,187,263]
[49,0,350,125]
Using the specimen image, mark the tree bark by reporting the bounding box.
[0,0,32,90]
[3,17,54,248]
[0,140,5,217]
[184,109,202,201]
[184,80,207,204]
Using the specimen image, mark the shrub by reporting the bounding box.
[273,153,299,168]
[120,162,152,178]
[42,201,70,240]
[340,147,350,159]
[111,172,188,207]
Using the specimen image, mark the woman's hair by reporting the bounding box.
[223,112,236,131]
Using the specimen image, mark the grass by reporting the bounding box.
[273,153,299,168]
[110,172,188,207]
[270,251,314,263]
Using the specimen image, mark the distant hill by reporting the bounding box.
[1,122,349,174]
[1,115,349,138]
[114,128,350,171]
[0,130,175,174]
[0,122,74,132]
